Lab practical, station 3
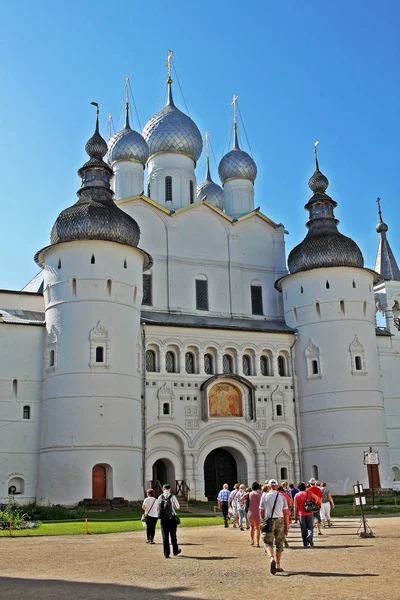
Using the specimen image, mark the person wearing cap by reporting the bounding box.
[259,479,289,575]
[308,478,323,535]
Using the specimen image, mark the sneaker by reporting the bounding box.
[276,567,284,573]
[174,549,182,556]
[270,559,277,575]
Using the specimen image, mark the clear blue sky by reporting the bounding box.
[1,0,399,290]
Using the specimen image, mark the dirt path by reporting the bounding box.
[0,517,399,600]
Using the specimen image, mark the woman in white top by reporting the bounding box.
[142,488,159,543]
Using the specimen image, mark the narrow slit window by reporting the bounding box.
[72,278,77,296]
[204,353,213,375]
[276,404,283,417]
[196,279,209,311]
[363,301,367,316]
[301,285,303,294]
[143,273,152,306]
[49,349,55,368]
[147,183,151,197]
[251,285,263,315]
[12,379,18,398]
[23,405,30,420]
[293,307,298,323]
[190,180,194,204]
[124,259,127,269]
[312,359,319,375]
[326,280,330,289]
[242,354,251,376]
[353,279,356,289]
[107,279,112,297]
[316,302,321,318]
[91,254,95,264]
[58,258,62,269]
[96,346,104,363]
[355,356,363,371]
[280,467,288,480]
[163,402,170,415]
[165,176,173,203]
[340,300,345,315]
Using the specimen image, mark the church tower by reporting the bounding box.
[35,106,151,504]
[142,52,203,209]
[275,148,391,493]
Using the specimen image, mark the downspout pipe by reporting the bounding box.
[290,334,302,481]
[141,323,147,497]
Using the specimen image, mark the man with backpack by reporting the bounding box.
[157,484,181,558]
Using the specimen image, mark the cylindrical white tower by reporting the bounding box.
[35,110,152,504]
[142,77,202,209]
[218,102,257,219]
[275,157,391,494]
[108,102,149,200]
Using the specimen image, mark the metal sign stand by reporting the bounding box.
[353,481,374,538]
[363,447,380,509]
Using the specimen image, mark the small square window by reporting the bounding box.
[180,383,185,388]
[179,396,184,401]
[186,396,190,401]
[194,383,199,388]
[174,383,178,387]
[193,396,198,401]
[188,383,192,388]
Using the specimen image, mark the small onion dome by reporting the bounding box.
[218,129,257,185]
[376,220,388,233]
[50,112,141,249]
[197,159,224,210]
[142,83,203,164]
[287,159,364,274]
[108,110,149,166]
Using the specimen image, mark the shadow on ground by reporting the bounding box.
[0,577,203,600]
[285,571,378,578]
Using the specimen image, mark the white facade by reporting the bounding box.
[1,80,400,504]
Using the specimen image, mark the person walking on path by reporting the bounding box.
[260,479,289,575]
[289,483,299,522]
[142,488,158,544]
[248,482,262,547]
[228,483,240,528]
[293,482,319,548]
[157,484,181,558]
[320,482,335,527]
[278,485,292,548]
[308,478,323,535]
[237,484,249,530]
[217,483,230,527]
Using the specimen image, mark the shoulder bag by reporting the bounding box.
[141,498,157,523]
[303,491,320,513]
[261,492,279,533]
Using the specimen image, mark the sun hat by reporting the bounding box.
[309,478,317,484]
[268,479,278,486]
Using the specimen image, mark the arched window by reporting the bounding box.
[223,354,233,374]
[91,254,96,264]
[165,351,176,373]
[49,349,55,368]
[326,280,330,289]
[276,404,283,417]
[196,277,209,311]
[278,355,287,377]
[251,284,263,315]
[340,300,345,315]
[96,346,104,363]
[204,353,213,375]
[147,183,151,197]
[311,465,319,481]
[260,355,271,376]
[106,279,112,297]
[12,379,18,398]
[190,180,194,204]
[280,467,288,480]
[146,350,156,372]
[162,402,170,415]
[185,352,195,374]
[72,278,77,296]
[316,302,321,318]
[242,354,251,376]
[165,176,173,203]
[23,405,30,420]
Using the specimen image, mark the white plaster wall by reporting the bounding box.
[223,179,254,218]
[0,291,44,312]
[143,324,299,500]
[0,323,44,502]
[146,154,196,209]
[36,240,146,504]
[112,161,145,200]
[281,267,391,493]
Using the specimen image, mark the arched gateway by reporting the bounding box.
[204,448,237,500]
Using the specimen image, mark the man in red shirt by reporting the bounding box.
[293,482,319,547]
[308,478,323,535]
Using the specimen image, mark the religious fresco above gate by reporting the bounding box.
[209,383,242,417]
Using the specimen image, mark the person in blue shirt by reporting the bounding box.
[289,483,299,522]
[217,483,230,527]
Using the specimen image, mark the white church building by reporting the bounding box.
[1,71,400,505]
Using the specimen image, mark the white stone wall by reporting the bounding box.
[112,161,145,200]
[223,179,255,218]
[281,266,391,493]
[146,154,197,210]
[143,324,300,500]
[118,199,287,319]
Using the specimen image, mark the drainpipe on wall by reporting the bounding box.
[290,334,302,481]
[141,323,147,497]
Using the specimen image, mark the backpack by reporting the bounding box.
[158,493,173,520]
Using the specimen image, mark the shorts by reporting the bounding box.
[262,519,285,553]
[320,501,331,521]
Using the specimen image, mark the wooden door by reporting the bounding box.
[92,465,106,499]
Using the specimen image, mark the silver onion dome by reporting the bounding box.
[197,158,224,210]
[218,128,257,184]
[142,81,203,164]
[49,108,141,250]
[287,158,364,274]
[108,108,149,166]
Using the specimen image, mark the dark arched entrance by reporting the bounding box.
[204,449,237,501]
[153,459,167,485]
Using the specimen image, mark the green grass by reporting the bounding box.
[0,515,224,537]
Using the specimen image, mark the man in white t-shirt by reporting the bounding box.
[259,479,289,575]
